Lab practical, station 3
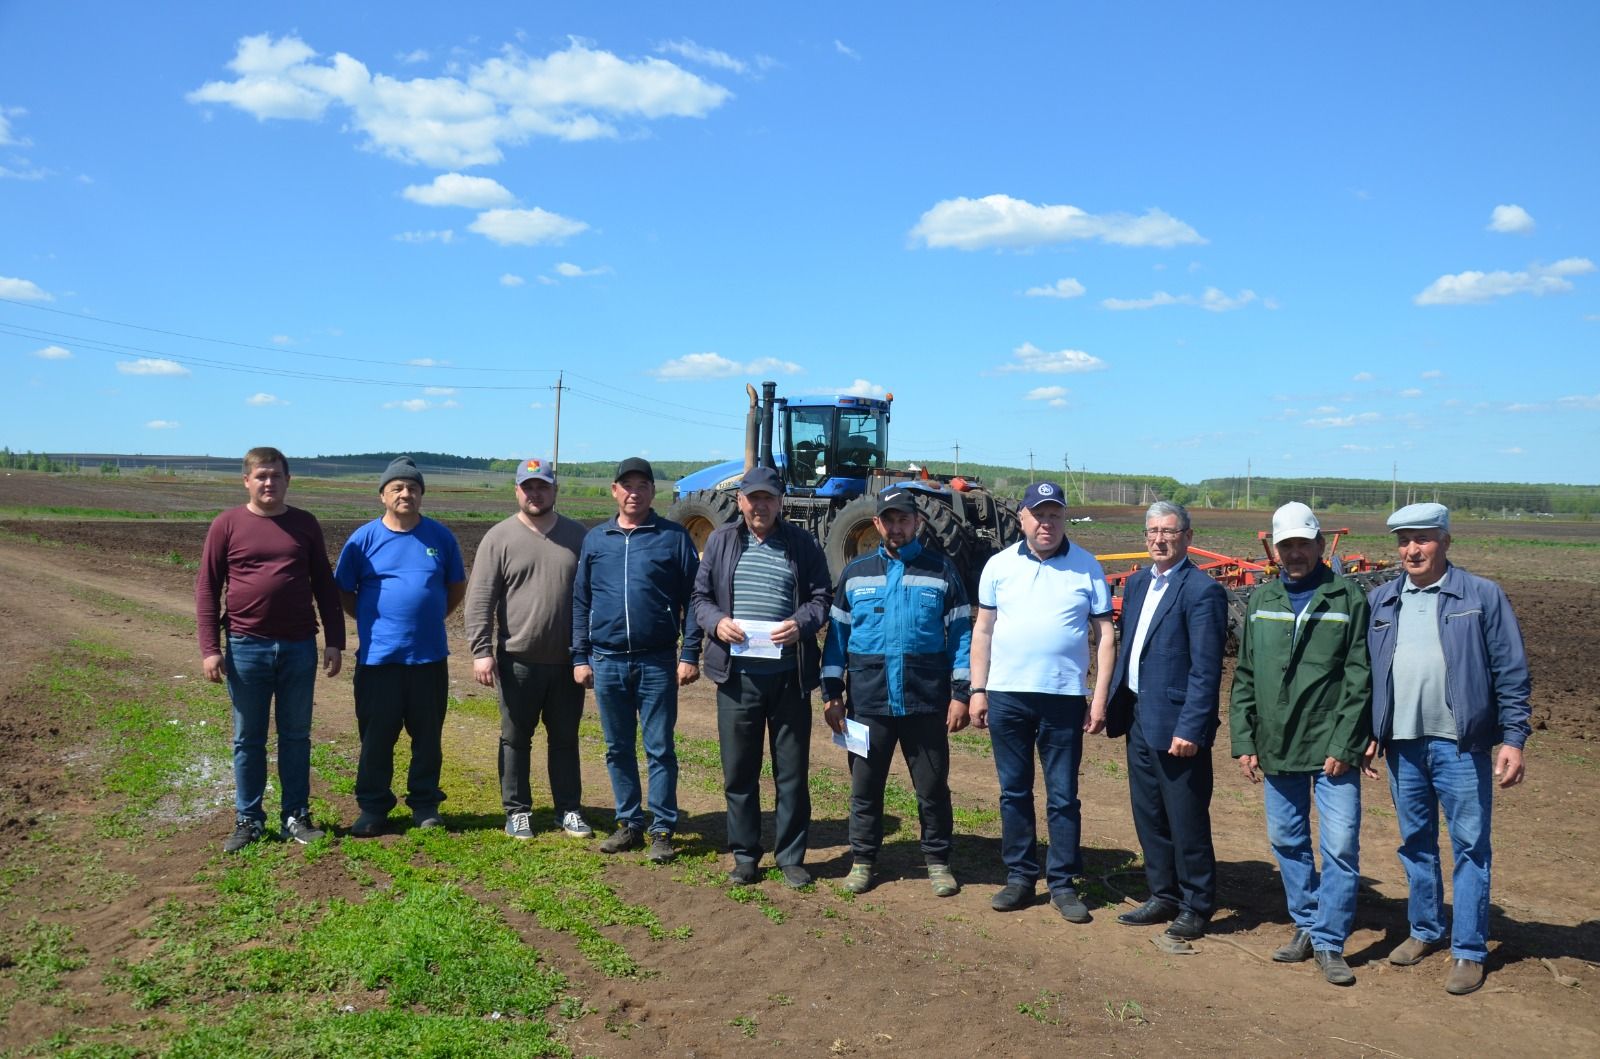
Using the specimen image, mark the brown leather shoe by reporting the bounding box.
[1445,958,1484,995]
[1389,936,1445,966]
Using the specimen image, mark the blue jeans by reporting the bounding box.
[1386,738,1493,962]
[987,691,1085,894]
[593,652,679,834]
[1263,769,1361,952]
[226,634,317,824]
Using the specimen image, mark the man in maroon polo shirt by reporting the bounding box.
[196,446,345,852]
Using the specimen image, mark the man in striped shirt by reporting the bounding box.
[692,466,833,888]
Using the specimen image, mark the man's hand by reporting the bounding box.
[823,698,846,734]
[573,664,594,689]
[1360,740,1382,780]
[946,699,970,733]
[323,647,342,678]
[1083,702,1107,735]
[715,617,746,644]
[473,657,497,688]
[768,619,801,645]
[1323,756,1350,778]
[1167,736,1198,758]
[676,662,700,687]
[1495,745,1526,788]
[970,691,989,730]
[202,654,225,684]
[1238,754,1261,783]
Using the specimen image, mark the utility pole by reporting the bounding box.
[1246,459,1252,510]
[550,371,568,471]
[952,441,961,476]
[1028,449,1035,479]
[1392,462,1397,509]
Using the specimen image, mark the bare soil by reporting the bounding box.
[1,475,1597,1057]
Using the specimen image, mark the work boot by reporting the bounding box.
[1445,959,1485,995]
[928,863,960,898]
[1313,949,1356,986]
[1273,929,1313,963]
[1389,936,1444,966]
[840,862,874,895]
[599,825,643,854]
[223,819,263,854]
[646,831,675,863]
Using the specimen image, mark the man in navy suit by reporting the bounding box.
[1106,500,1229,940]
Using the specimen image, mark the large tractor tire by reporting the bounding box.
[666,490,738,553]
[822,495,881,584]
[913,494,977,594]
[1225,586,1252,655]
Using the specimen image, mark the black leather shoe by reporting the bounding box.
[1164,910,1207,940]
[1273,929,1314,963]
[1117,898,1179,927]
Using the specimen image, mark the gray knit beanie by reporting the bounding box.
[379,456,425,493]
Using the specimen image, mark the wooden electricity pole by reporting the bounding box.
[550,371,568,471]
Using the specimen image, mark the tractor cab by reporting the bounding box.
[778,395,891,499]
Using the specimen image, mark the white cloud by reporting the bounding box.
[117,358,190,376]
[1400,388,1423,398]
[499,273,525,287]
[397,49,430,65]
[1487,204,1535,235]
[189,35,733,168]
[1558,392,1600,410]
[837,378,885,397]
[996,342,1107,374]
[32,345,71,360]
[271,334,293,345]
[1352,371,1375,382]
[402,172,515,208]
[1501,446,1525,455]
[0,275,52,301]
[1304,411,1381,428]
[1024,278,1086,299]
[246,392,287,406]
[536,275,558,286]
[0,106,27,146]
[554,261,609,277]
[1314,405,1339,415]
[529,401,545,409]
[651,352,804,381]
[423,386,456,396]
[657,39,748,75]
[1505,402,1544,413]
[145,419,180,430]
[383,398,431,412]
[835,40,861,60]
[394,228,455,243]
[407,357,451,367]
[910,194,1204,251]
[1421,369,1444,379]
[1102,287,1257,312]
[1025,385,1069,408]
[1414,257,1594,305]
[0,163,48,181]
[469,207,588,246]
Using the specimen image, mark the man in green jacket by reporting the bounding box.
[1231,502,1373,987]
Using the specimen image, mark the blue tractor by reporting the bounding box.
[666,381,1021,595]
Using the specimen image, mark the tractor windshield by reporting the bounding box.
[784,405,888,488]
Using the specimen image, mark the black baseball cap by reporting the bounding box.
[613,456,655,482]
[876,488,919,515]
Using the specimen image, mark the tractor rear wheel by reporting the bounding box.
[823,495,881,584]
[666,490,738,553]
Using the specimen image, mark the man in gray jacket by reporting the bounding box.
[1366,502,1532,996]
[465,458,592,842]
[691,466,832,888]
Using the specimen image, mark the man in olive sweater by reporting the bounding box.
[464,458,592,841]
[1230,502,1373,987]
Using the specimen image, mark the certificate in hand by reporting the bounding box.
[729,619,782,659]
[831,717,870,757]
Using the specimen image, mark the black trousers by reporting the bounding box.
[716,666,811,867]
[847,712,953,865]
[1125,711,1217,918]
[497,656,585,816]
[354,661,448,816]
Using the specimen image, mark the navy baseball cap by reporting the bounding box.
[739,466,784,496]
[1021,481,1066,510]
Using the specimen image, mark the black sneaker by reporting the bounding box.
[282,810,325,845]
[729,860,760,885]
[991,881,1036,912]
[1051,887,1091,923]
[647,832,675,863]
[599,825,643,854]
[223,818,263,854]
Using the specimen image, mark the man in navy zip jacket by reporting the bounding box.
[822,488,972,898]
[572,457,703,863]
[691,466,832,888]
[1366,502,1531,996]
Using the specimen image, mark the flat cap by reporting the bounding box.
[1387,502,1450,533]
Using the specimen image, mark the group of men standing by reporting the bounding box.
[197,448,1531,996]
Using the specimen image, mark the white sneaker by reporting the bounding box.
[505,811,534,840]
[559,810,593,838]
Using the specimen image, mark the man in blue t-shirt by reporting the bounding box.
[335,456,466,837]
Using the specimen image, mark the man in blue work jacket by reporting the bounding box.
[822,487,972,898]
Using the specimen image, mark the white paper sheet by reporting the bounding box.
[729,618,782,659]
[831,717,870,757]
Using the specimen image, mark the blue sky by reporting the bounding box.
[3,2,1597,484]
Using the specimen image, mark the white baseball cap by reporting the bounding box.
[1271,501,1321,545]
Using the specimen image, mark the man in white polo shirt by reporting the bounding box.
[969,481,1114,923]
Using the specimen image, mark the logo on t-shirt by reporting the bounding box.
[426,547,440,559]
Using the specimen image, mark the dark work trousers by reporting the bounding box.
[353,661,449,816]
[497,655,585,816]
[716,665,812,868]
[1125,705,1217,918]
[847,712,953,865]
[987,690,1086,894]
